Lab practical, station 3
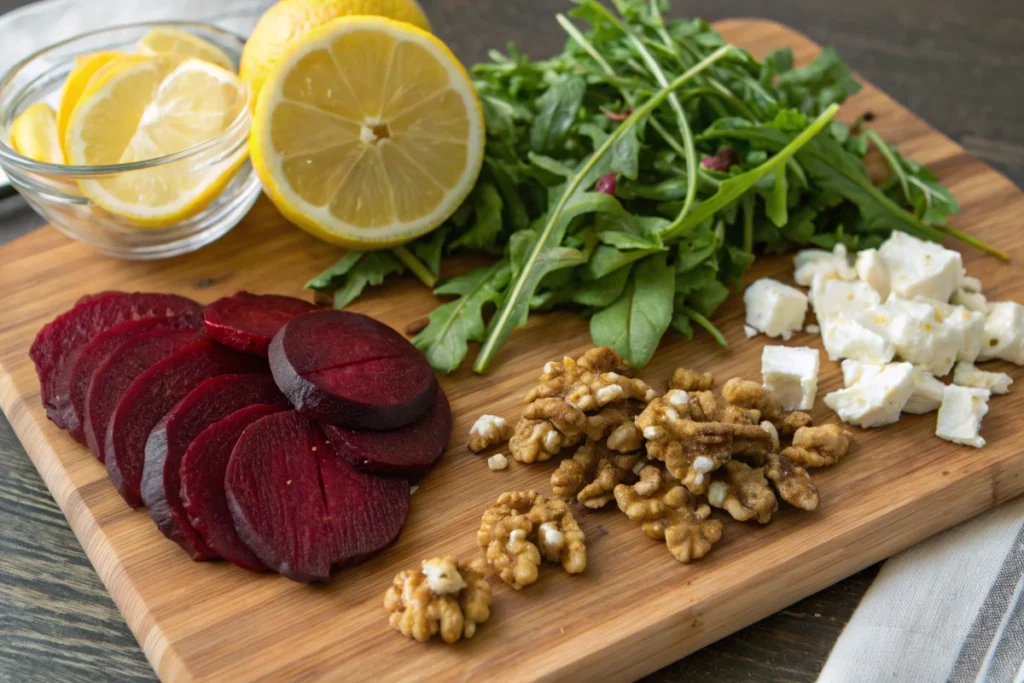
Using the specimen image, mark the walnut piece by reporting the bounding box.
[636,393,773,494]
[551,439,640,509]
[468,414,511,453]
[384,556,492,644]
[525,348,657,412]
[584,401,644,452]
[508,417,577,463]
[670,367,714,392]
[781,424,852,468]
[614,465,723,563]
[765,453,819,511]
[706,460,778,524]
[477,490,586,589]
[721,378,812,435]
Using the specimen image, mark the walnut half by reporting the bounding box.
[781,424,853,468]
[384,556,492,644]
[551,439,640,509]
[468,414,511,453]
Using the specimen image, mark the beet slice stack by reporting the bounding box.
[142,374,287,559]
[105,338,266,507]
[180,404,286,572]
[226,411,410,582]
[203,292,316,357]
[269,310,436,430]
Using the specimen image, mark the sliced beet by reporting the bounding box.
[180,404,286,572]
[322,388,452,477]
[142,374,286,559]
[84,329,204,462]
[65,314,203,444]
[225,411,410,582]
[105,338,266,508]
[30,292,202,428]
[203,292,316,357]
[269,310,436,430]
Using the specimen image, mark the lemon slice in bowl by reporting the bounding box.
[65,55,249,227]
[57,51,123,154]
[249,16,484,249]
[10,102,64,164]
[137,27,234,71]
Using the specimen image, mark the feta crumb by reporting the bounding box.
[951,288,989,313]
[539,522,564,551]
[692,455,715,473]
[508,528,527,549]
[744,324,759,339]
[855,248,891,299]
[878,231,963,302]
[962,276,983,293]
[743,278,808,339]
[953,362,1013,395]
[810,272,883,319]
[666,389,689,407]
[643,426,663,440]
[422,558,467,595]
[822,312,895,364]
[470,414,508,440]
[915,297,986,363]
[543,429,561,451]
[903,368,946,415]
[824,362,916,428]
[872,295,960,376]
[805,324,820,334]
[487,453,508,471]
[840,359,885,387]
[707,481,728,507]
[793,244,856,286]
[410,485,420,495]
[761,345,820,411]
[759,420,780,452]
[977,301,1024,365]
[936,385,990,448]
[595,384,624,403]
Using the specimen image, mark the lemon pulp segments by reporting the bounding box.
[251,16,484,248]
[136,27,234,71]
[9,102,64,164]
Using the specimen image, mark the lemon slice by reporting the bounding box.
[57,51,123,154]
[137,27,234,71]
[65,55,249,227]
[9,102,64,164]
[250,16,484,249]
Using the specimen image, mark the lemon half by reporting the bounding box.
[250,16,484,249]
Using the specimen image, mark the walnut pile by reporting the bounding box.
[384,556,492,644]
[614,465,723,563]
[509,348,657,463]
[477,490,586,589]
[551,439,640,509]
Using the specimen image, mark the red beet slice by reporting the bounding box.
[105,338,266,508]
[225,411,410,582]
[180,404,285,572]
[142,374,287,559]
[268,310,436,430]
[203,292,316,357]
[30,292,202,428]
[84,329,204,462]
[322,388,452,477]
[65,314,203,444]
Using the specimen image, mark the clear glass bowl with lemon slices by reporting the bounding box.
[0,22,259,259]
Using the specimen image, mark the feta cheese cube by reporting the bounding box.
[854,248,891,299]
[810,273,883,319]
[761,346,820,411]
[977,301,1024,365]
[824,362,917,428]
[953,361,1013,395]
[936,385,990,448]
[878,231,963,302]
[743,278,808,341]
[915,297,986,363]
[951,288,989,313]
[840,359,884,387]
[822,312,895,363]
[871,295,960,376]
[903,368,946,415]
[962,276,983,293]
[793,244,856,287]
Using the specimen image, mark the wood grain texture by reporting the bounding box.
[0,9,1019,683]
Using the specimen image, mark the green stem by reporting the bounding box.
[393,246,438,288]
[473,45,736,373]
[679,305,727,347]
[866,130,912,209]
[742,193,755,253]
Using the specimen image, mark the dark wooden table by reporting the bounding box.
[1,0,1021,681]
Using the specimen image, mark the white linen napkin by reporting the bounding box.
[819,495,1024,683]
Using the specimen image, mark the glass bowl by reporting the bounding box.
[0,22,259,260]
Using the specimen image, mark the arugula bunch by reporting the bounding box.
[308,0,997,374]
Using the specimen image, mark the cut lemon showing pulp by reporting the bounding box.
[9,102,64,164]
[65,55,249,228]
[137,27,234,71]
[250,16,484,249]
[57,51,122,154]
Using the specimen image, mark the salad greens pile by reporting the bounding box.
[307,0,998,374]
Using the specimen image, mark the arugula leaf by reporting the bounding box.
[686,279,730,317]
[572,264,633,307]
[530,74,586,153]
[450,183,505,254]
[306,252,363,291]
[329,251,405,309]
[766,165,789,227]
[591,252,676,367]
[586,244,662,279]
[411,228,448,276]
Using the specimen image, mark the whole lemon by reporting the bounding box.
[241,0,431,101]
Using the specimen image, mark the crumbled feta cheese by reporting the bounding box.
[805,324,820,334]
[823,362,916,428]
[977,301,1024,365]
[692,455,715,473]
[422,557,467,595]
[915,297,985,363]
[810,272,882,319]
[855,248,891,299]
[759,420,780,452]
[744,324,759,339]
[595,384,624,403]
[543,429,561,451]
[707,480,728,507]
[878,231,963,302]
[793,244,856,287]
[840,359,885,387]
[743,278,808,340]
[903,368,946,415]
[539,522,564,551]
[962,276,983,293]
[666,389,689,407]
[951,288,989,313]
[761,345,820,410]
[470,414,508,440]
[936,385,990,448]
[822,312,895,364]
[871,295,960,376]
[953,362,1012,395]
[487,453,508,471]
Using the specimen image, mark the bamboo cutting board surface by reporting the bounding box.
[1,19,1023,682]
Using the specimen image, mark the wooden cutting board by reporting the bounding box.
[1,19,1022,683]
